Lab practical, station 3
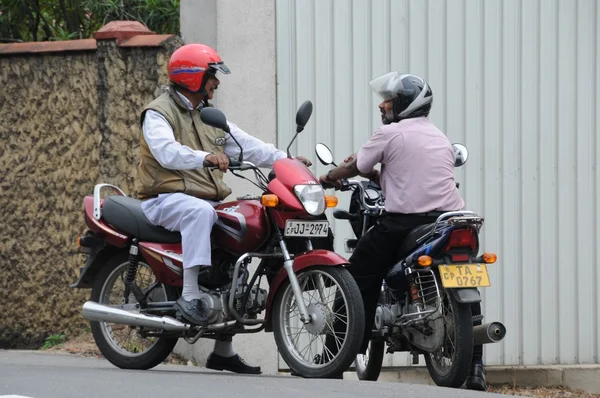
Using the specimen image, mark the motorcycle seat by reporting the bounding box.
[102,196,182,244]
[397,223,436,258]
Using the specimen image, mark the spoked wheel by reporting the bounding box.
[90,252,179,370]
[424,285,473,387]
[272,266,365,378]
[355,338,385,381]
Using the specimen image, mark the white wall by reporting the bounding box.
[178,0,280,373]
[276,0,600,367]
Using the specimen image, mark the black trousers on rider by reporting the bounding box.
[346,212,484,363]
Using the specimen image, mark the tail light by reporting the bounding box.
[444,228,477,254]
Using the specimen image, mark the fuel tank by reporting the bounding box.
[212,200,270,255]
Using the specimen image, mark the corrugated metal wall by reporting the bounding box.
[275,0,599,367]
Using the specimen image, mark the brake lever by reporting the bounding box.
[339,179,352,192]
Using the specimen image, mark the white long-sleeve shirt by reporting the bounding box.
[142,91,287,170]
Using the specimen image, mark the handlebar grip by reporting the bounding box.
[320,180,335,189]
[203,157,241,169]
[333,210,359,221]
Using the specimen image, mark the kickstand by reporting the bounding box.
[411,351,419,364]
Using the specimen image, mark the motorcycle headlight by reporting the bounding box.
[293,184,326,215]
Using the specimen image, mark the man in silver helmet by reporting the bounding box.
[320,71,488,391]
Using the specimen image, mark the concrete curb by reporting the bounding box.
[341,366,600,394]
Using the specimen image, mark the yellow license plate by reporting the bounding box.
[439,264,491,288]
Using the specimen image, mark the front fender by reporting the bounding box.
[264,250,349,332]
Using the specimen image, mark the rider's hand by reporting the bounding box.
[205,154,230,172]
[319,172,342,190]
[368,169,381,185]
[295,156,312,167]
[343,154,356,163]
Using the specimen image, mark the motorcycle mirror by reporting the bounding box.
[295,100,313,133]
[200,107,230,133]
[200,107,244,162]
[287,100,314,158]
[315,143,335,166]
[453,143,469,167]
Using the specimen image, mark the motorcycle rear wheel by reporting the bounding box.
[90,252,179,370]
[424,285,473,387]
[272,266,365,378]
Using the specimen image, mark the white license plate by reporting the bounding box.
[284,220,329,238]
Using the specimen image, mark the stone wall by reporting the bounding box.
[0,22,183,348]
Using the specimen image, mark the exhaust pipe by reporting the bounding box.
[82,301,191,332]
[473,322,506,345]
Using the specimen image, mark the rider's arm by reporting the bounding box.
[326,130,388,182]
[355,129,391,175]
[142,110,211,169]
[223,121,287,167]
[325,155,361,181]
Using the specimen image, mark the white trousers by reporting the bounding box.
[141,193,218,269]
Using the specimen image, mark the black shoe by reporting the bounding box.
[174,297,208,326]
[465,362,488,391]
[206,353,262,375]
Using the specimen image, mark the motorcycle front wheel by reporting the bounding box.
[272,266,365,378]
[355,338,385,381]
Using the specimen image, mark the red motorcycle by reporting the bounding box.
[72,101,365,378]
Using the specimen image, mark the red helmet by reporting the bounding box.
[168,44,230,93]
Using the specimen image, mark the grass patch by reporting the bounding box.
[41,334,67,349]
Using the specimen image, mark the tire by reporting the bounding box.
[272,266,365,378]
[424,286,473,387]
[355,338,385,381]
[90,252,179,370]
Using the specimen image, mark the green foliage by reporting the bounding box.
[0,0,180,43]
[41,333,67,349]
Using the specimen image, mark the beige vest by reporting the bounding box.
[136,88,232,201]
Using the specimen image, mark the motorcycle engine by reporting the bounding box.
[235,285,268,319]
[197,291,224,324]
[374,304,402,331]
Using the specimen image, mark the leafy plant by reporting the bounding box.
[0,0,180,43]
[41,333,67,349]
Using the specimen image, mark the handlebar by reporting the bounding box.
[320,177,383,213]
[202,158,252,170]
[346,179,384,212]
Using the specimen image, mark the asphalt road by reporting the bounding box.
[0,350,512,398]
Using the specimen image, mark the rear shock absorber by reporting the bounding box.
[123,239,139,304]
[407,273,424,312]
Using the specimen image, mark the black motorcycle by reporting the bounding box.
[314,142,506,388]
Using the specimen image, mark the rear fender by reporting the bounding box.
[264,250,349,332]
[83,195,129,248]
[71,235,124,289]
[448,287,481,303]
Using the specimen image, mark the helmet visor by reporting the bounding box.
[209,61,231,74]
[368,71,406,101]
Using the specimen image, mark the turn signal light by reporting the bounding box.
[77,237,81,247]
[261,194,279,207]
[325,195,338,208]
[418,255,433,267]
[483,252,497,264]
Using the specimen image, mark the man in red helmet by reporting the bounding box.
[136,43,311,374]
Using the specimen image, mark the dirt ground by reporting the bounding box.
[45,333,598,397]
[45,332,191,365]
[488,385,600,398]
